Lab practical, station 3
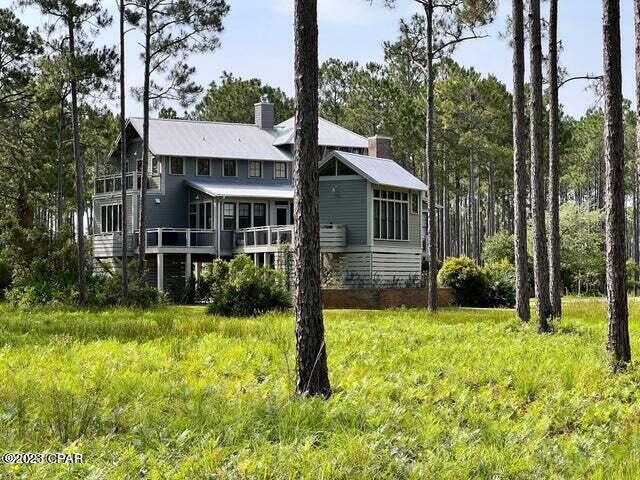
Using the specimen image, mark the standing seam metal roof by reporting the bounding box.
[128,117,291,162]
[325,151,428,191]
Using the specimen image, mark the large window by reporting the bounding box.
[274,162,287,179]
[100,204,122,233]
[373,189,408,241]
[239,203,251,229]
[223,159,237,177]
[253,203,266,227]
[170,157,184,175]
[223,203,236,230]
[197,158,210,176]
[249,161,262,178]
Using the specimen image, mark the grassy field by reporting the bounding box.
[1,301,640,479]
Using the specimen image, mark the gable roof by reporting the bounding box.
[323,151,428,191]
[273,117,368,148]
[128,117,291,162]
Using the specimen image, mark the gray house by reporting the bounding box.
[93,101,426,292]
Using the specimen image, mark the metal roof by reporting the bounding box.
[186,179,293,199]
[128,117,291,162]
[273,117,369,148]
[324,151,428,191]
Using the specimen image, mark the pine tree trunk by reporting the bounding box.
[513,0,530,322]
[293,0,331,398]
[443,157,450,259]
[529,0,552,331]
[424,1,437,312]
[67,19,86,305]
[604,0,631,369]
[56,94,65,234]
[120,0,129,302]
[455,179,461,257]
[138,2,151,278]
[634,0,640,297]
[548,0,562,317]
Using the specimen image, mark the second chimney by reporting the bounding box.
[368,134,392,159]
[255,100,274,129]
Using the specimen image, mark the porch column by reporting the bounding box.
[185,252,191,286]
[157,253,164,292]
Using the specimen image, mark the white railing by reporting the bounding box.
[234,224,346,251]
[137,228,216,250]
[235,225,293,249]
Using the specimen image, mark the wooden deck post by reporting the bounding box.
[185,252,191,286]
[157,253,164,292]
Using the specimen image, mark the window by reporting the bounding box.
[411,193,419,214]
[152,156,159,174]
[189,201,212,229]
[253,203,266,227]
[170,157,184,175]
[274,162,287,179]
[100,204,122,233]
[197,158,210,176]
[249,161,262,178]
[373,188,409,241]
[239,203,251,229]
[223,203,236,230]
[223,159,237,177]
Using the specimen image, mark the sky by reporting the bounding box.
[4,0,638,119]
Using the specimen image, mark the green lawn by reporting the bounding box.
[1,301,640,479]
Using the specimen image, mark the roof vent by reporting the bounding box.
[255,99,274,129]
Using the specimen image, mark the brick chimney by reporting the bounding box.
[254,98,274,129]
[368,134,392,159]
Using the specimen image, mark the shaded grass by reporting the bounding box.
[0,301,639,478]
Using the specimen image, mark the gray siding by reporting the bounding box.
[320,178,368,245]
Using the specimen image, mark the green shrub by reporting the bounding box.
[6,266,166,310]
[482,232,515,264]
[484,260,516,308]
[0,256,13,299]
[89,268,167,309]
[200,255,291,317]
[437,257,487,307]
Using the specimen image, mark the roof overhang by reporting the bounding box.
[186,179,293,199]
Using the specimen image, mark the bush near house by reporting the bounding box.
[438,257,488,307]
[199,255,291,317]
[438,256,516,308]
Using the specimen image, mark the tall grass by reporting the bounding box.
[0,301,639,478]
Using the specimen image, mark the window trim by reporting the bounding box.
[169,156,184,175]
[223,159,237,177]
[196,158,211,177]
[223,202,237,230]
[411,193,419,214]
[273,161,288,179]
[373,188,409,242]
[248,160,263,178]
[100,203,123,233]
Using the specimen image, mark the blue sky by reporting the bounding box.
[5,0,637,119]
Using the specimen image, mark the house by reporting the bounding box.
[93,100,426,294]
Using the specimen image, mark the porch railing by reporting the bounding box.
[234,224,346,250]
[136,228,216,250]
